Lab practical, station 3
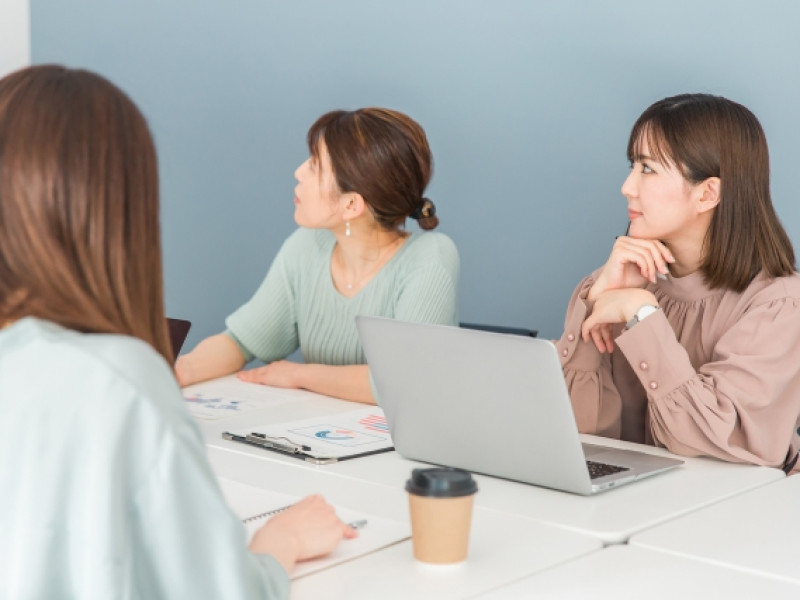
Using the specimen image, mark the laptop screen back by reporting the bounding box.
[356,316,595,494]
[167,317,191,360]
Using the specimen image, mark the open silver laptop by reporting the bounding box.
[356,316,683,495]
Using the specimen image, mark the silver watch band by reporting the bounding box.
[625,304,659,330]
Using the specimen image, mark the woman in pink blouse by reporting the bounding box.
[557,94,800,473]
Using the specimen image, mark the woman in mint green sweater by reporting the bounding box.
[177,108,459,403]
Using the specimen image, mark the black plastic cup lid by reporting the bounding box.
[405,467,478,497]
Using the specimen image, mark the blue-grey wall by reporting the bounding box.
[0,0,30,77]
[30,0,800,347]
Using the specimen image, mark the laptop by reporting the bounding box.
[356,316,683,495]
[167,317,191,360]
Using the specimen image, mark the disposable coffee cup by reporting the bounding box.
[405,467,478,565]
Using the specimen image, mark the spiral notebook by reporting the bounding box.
[217,478,410,579]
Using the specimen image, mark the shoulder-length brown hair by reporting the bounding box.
[0,65,172,361]
[627,93,795,292]
[307,107,439,231]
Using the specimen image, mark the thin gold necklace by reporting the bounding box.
[338,236,404,292]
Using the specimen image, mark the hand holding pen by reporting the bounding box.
[249,494,359,573]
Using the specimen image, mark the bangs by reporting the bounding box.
[627,121,679,170]
[306,109,349,164]
[306,120,325,162]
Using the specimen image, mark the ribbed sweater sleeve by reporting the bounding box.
[225,233,301,363]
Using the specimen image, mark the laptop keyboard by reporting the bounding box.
[586,460,630,479]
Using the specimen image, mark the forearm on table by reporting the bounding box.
[176,333,247,386]
[296,364,375,404]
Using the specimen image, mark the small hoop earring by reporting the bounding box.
[345,221,351,237]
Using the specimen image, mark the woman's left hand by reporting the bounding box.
[581,288,658,352]
[237,360,304,388]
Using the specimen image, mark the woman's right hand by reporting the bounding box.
[587,236,674,300]
[249,495,358,573]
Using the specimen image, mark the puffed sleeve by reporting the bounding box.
[131,417,290,599]
[616,294,800,468]
[556,274,623,438]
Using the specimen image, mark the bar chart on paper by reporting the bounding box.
[223,407,394,460]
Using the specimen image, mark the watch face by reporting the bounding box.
[636,305,659,320]
[627,305,658,330]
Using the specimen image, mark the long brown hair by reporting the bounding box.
[0,65,172,361]
[627,93,795,292]
[307,108,439,231]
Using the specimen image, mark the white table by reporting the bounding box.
[198,388,784,545]
[207,446,602,599]
[439,435,783,545]
[629,474,800,585]
[476,545,800,599]
[290,507,601,600]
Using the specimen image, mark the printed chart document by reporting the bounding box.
[222,406,394,463]
[218,478,410,579]
[182,375,320,420]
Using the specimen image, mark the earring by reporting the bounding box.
[345,221,351,237]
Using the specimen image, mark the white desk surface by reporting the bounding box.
[475,545,800,599]
[197,388,784,545]
[207,446,602,600]
[629,474,800,585]
[291,508,600,600]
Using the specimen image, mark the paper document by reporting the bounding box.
[223,406,394,462]
[182,375,312,420]
[218,478,410,579]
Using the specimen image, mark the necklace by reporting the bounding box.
[336,235,406,293]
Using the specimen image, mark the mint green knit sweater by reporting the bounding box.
[225,228,459,365]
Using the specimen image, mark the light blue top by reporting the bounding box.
[226,228,460,364]
[0,318,289,600]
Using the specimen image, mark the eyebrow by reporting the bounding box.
[631,154,654,162]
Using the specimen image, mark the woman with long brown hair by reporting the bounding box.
[177,108,459,403]
[0,65,354,598]
[556,93,800,473]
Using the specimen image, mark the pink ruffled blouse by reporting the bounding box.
[556,269,800,473]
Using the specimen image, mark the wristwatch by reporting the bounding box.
[625,304,659,330]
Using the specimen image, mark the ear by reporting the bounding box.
[695,176,720,215]
[341,193,367,220]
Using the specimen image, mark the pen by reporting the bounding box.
[348,519,368,530]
